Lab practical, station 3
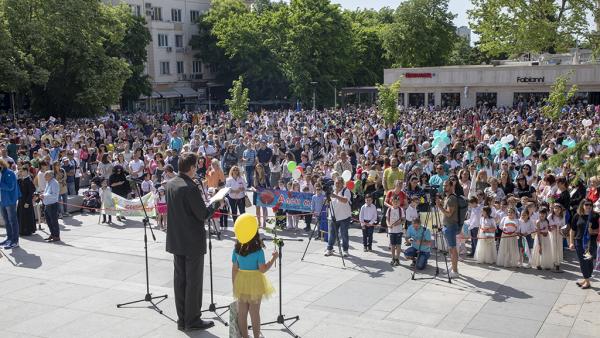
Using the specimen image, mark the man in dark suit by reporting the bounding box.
[166,152,217,331]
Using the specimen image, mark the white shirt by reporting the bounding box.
[226,176,246,199]
[405,205,419,222]
[468,205,483,230]
[386,206,405,234]
[129,159,144,178]
[330,187,352,221]
[36,171,47,193]
[359,204,378,225]
[519,218,536,235]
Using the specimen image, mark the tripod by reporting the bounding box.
[301,197,345,267]
[411,200,451,283]
[117,178,168,313]
[253,224,301,337]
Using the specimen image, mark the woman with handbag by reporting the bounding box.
[226,166,247,223]
[231,232,276,338]
[569,200,599,289]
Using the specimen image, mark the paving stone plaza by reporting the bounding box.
[0,206,598,338]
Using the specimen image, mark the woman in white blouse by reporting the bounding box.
[225,165,247,223]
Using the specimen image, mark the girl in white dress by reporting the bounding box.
[496,208,520,267]
[531,208,553,270]
[475,207,497,264]
[548,204,565,272]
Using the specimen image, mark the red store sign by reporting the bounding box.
[404,73,434,78]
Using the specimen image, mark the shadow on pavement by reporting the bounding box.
[1,246,42,269]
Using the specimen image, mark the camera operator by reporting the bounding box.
[404,218,432,270]
[436,179,460,278]
[324,177,352,257]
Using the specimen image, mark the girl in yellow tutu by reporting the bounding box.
[232,232,277,338]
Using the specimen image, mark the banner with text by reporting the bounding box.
[104,192,156,217]
[255,188,313,213]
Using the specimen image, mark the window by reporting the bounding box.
[171,8,182,22]
[208,64,217,74]
[129,5,141,17]
[441,93,461,108]
[476,92,497,108]
[175,35,183,48]
[190,10,200,23]
[158,34,169,47]
[408,93,425,107]
[151,7,163,21]
[192,61,202,74]
[177,61,184,74]
[427,93,435,106]
[160,62,170,75]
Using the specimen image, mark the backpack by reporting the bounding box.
[453,193,468,226]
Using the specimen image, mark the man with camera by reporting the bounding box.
[325,177,352,257]
[404,218,432,269]
[436,179,460,278]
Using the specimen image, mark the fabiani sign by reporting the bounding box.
[516,76,545,83]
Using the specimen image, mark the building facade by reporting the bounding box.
[384,62,600,109]
[107,0,228,111]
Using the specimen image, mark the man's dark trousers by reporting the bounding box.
[174,254,205,327]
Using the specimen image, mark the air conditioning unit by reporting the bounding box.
[145,3,152,8]
[166,47,172,52]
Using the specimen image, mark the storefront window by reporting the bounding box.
[513,92,549,109]
[427,93,435,107]
[476,92,497,108]
[569,92,588,106]
[408,93,425,107]
[398,93,405,107]
[441,93,460,108]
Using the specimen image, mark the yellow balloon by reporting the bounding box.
[234,213,259,244]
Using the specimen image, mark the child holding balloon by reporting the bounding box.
[232,216,277,338]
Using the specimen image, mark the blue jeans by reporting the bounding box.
[44,203,60,238]
[245,166,254,188]
[67,181,76,195]
[59,193,68,213]
[404,246,430,270]
[327,217,350,252]
[1,204,19,244]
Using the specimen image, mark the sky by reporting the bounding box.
[329,0,473,28]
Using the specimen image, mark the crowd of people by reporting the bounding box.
[0,104,599,291]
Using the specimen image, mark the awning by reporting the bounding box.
[157,90,182,99]
[140,91,162,99]
[173,87,198,97]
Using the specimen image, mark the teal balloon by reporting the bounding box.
[523,147,532,157]
[432,138,441,148]
[561,139,569,146]
[441,136,451,146]
[433,130,440,138]
[440,130,448,137]
[567,140,576,148]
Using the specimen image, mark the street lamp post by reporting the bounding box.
[332,80,338,110]
[310,81,317,111]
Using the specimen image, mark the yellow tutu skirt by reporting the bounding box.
[233,270,275,303]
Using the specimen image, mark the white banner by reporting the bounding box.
[103,192,156,217]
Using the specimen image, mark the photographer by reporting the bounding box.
[436,179,460,278]
[404,218,432,270]
[324,177,352,257]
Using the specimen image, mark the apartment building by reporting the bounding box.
[107,0,221,112]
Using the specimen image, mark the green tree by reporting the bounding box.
[4,0,132,118]
[381,0,457,67]
[226,76,250,120]
[116,14,151,111]
[469,0,594,57]
[275,0,353,104]
[377,80,401,125]
[541,72,578,121]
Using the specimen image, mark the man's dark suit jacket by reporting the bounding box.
[166,174,213,256]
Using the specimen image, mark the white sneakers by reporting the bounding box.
[324,250,333,256]
[448,271,460,278]
[343,251,349,257]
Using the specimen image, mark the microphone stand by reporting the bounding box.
[254,222,302,337]
[117,177,168,313]
[198,179,229,325]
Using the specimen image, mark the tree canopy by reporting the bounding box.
[0,0,149,118]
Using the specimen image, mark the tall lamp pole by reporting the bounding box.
[310,81,317,111]
[332,79,338,110]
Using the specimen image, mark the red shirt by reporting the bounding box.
[587,187,599,203]
[386,190,407,208]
